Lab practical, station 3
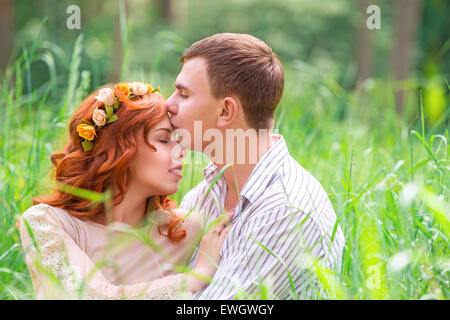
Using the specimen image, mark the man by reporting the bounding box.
[166,33,345,299]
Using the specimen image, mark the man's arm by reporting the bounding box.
[193,207,332,299]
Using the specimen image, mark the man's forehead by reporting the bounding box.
[176,57,209,88]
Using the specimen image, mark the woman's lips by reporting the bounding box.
[169,165,183,179]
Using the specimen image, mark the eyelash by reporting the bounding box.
[159,140,168,144]
[179,91,188,99]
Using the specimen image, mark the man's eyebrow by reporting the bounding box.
[175,83,190,91]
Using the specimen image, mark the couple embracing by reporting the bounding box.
[19,33,345,300]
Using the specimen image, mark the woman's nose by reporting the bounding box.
[173,143,185,160]
[179,145,186,159]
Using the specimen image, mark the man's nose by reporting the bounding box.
[166,94,178,115]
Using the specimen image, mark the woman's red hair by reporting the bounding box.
[29,85,186,243]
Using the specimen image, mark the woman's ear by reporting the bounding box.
[216,96,239,128]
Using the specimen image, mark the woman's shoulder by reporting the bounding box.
[23,203,73,218]
[19,204,60,243]
[22,203,54,221]
[21,203,79,235]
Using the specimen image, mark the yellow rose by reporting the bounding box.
[146,83,153,94]
[77,124,97,141]
[115,83,130,97]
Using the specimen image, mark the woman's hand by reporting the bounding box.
[188,216,233,293]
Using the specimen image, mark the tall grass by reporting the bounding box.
[0,33,448,300]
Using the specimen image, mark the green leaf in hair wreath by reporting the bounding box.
[105,106,113,119]
[151,87,160,93]
[82,140,93,152]
[105,114,119,124]
[81,120,94,126]
[112,99,120,111]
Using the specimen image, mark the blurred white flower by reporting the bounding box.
[393,160,405,173]
[388,250,412,273]
[129,82,148,95]
[92,108,107,127]
[399,183,419,206]
[95,88,116,106]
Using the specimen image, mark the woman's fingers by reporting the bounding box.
[214,211,234,233]
[220,224,233,238]
[219,224,233,243]
[218,224,233,257]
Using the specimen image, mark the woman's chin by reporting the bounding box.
[162,184,179,196]
[146,183,178,198]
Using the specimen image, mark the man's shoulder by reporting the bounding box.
[281,156,330,198]
[254,156,333,215]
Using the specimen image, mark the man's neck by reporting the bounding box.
[214,133,275,210]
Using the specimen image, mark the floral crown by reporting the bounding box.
[76,82,160,152]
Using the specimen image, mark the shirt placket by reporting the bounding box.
[207,175,227,219]
[231,195,247,223]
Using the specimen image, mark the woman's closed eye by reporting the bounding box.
[156,133,171,144]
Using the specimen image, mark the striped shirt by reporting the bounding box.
[180,134,345,299]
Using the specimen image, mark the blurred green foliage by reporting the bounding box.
[0,0,448,300]
[8,0,448,102]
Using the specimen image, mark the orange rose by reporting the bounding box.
[115,83,130,97]
[77,124,97,141]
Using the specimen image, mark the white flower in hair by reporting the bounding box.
[129,82,148,96]
[92,108,107,127]
[95,88,116,106]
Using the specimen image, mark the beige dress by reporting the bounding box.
[19,203,203,300]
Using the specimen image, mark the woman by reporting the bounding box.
[19,82,231,299]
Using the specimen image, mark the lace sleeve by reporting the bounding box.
[19,205,191,300]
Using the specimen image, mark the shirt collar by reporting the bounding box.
[239,134,289,204]
[202,134,290,204]
[202,162,220,185]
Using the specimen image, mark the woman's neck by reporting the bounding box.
[108,182,149,227]
[111,197,148,226]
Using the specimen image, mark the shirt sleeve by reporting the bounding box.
[192,207,330,300]
[19,205,190,300]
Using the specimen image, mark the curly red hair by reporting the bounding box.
[29,84,186,243]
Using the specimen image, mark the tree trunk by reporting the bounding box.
[0,0,14,72]
[390,0,422,115]
[171,0,188,27]
[355,0,374,89]
[160,0,172,22]
[109,0,129,82]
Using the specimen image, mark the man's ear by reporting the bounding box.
[216,96,239,128]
